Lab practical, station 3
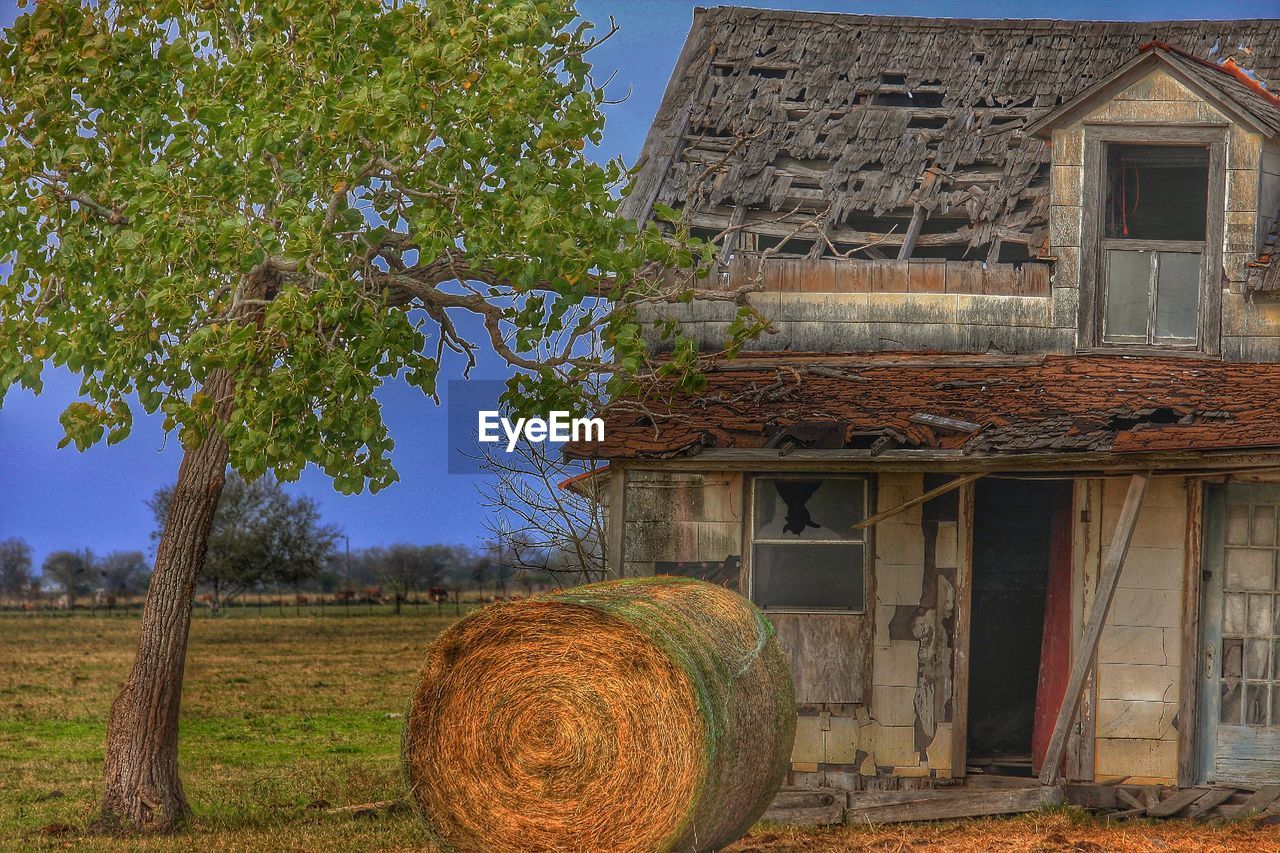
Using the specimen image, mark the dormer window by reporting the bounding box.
[1078,125,1226,355]
[1099,144,1209,347]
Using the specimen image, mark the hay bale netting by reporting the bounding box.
[402,576,795,853]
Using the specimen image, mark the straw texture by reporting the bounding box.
[402,576,795,853]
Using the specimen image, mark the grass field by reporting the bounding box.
[3,613,1279,851]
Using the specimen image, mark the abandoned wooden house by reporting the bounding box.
[565,8,1280,820]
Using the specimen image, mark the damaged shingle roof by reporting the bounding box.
[624,8,1280,260]
[566,353,1280,460]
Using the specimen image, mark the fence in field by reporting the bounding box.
[0,587,551,618]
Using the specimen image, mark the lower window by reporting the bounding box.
[750,476,867,612]
[1103,248,1200,346]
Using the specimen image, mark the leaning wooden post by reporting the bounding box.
[1038,472,1151,786]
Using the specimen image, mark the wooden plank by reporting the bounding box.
[715,206,747,267]
[1185,787,1236,818]
[897,205,928,260]
[983,265,1020,296]
[853,473,984,530]
[838,259,874,293]
[1115,786,1145,811]
[1147,786,1210,817]
[871,259,909,293]
[1039,473,1151,785]
[1062,783,1118,809]
[1216,729,1280,784]
[949,483,975,778]
[770,613,868,704]
[845,787,1057,825]
[908,258,947,293]
[1239,784,1280,814]
[908,413,982,434]
[1178,479,1203,787]
[800,257,836,293]
[966,775,1042,789]
[606,464,627,577]
[763,788,846,826]
[1066,480,1100,784]
[1022,263,1051,296]
[945,260,985,294]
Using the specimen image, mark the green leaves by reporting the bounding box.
[0,0,704,495]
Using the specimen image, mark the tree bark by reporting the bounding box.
[93,369,234,833]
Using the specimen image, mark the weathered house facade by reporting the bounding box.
[569,8,1280,812]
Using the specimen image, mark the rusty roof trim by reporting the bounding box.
[567,353,1280,461]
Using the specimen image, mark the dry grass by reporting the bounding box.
[2,612,1279,851]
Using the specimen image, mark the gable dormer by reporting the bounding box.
[1029,44,1280,359]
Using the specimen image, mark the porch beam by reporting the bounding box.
[1039,472,1151,785]
[852,473,984,530]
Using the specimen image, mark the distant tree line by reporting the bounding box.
[3,464,602,612]
[0,538,150,609]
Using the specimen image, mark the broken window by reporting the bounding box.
[1100,144,1209,347]
[750,476,867,611]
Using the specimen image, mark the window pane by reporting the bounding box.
[1154,251,1200,343]
[754,478,865,541]
[752,542,864,610]
[1104,144,1208,241]
[1104,249,1151,342]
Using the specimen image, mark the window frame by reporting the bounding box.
[1078,124,1226,357]
[746,473,872,615]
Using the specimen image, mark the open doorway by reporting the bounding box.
[966,478,1073,778]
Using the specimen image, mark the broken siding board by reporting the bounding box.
[1216,729,1280,785]
[772,613,870,705]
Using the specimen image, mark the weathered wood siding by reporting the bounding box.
[1053,67,1276,361]
[643,271,1069,356]
[790,474,964,788]
[1081,476,1190,784]
[618,469,967,789]
[617,467,1208,788]
[619,469,744,583]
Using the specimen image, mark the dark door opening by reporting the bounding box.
[966,478,1072,777]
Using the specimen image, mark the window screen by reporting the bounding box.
[751,477,867,612]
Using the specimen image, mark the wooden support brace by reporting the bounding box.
[853,472,984,530]
[897,205,928,260]
[1039,472,1150,785]
[716,206,747,267]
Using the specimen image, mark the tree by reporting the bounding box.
[0,538,34,603]
[42,549,94,609]
[0,0,756,832]
[479,439,607,583]
[368,543,448,614]
[98,551,151,599]
[148,474,337,614]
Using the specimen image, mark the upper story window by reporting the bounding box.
[1100,144,1209,348]
[1079,126,1225,356]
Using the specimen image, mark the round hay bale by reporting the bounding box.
[402,576,795,852]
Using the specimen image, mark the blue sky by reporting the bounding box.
[1,0,1276,571]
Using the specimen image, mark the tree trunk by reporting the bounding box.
[94,369,234,833]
